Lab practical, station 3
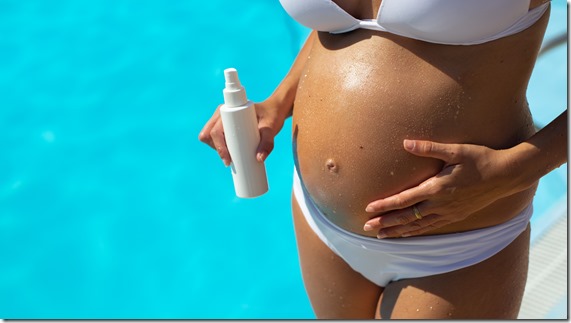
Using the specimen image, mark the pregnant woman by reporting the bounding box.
[200,0,567,319]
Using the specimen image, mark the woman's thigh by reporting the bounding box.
[377,225,530,319]
[291,193,383,319]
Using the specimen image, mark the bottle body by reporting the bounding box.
[220,101,269,198]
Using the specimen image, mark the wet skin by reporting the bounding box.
[292,2,549,238]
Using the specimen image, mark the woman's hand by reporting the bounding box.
[198,99,288,166]
[363,139,526,239]
[198,32,313,165]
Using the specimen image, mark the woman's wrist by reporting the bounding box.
[502,142,544,194]
[504,110,567,193]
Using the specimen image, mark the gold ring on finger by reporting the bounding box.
[412,205,423,220]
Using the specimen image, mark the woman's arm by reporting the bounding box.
[199,31,316,165]
[266,30,317,120]
[363,110,567,238]
[509,110,567,189]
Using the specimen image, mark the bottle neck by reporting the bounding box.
[223,88,248,107]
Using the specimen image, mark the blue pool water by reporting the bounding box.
[527,0,567,244]
[0,0,566,319]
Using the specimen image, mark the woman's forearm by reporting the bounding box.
[510,110,567,190]
[268,31,316,119]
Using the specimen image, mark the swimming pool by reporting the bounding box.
[0,0,566,319]
[526,0,567,246]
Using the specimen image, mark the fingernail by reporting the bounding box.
[377,232,387,239]
[401,233,412,237]
[404,139,415,150]
[365,206,375,212]
[223,159,230,167]
[363,224,373,231]
[257,152,265,163]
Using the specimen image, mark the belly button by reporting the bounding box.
[326,158,339,174]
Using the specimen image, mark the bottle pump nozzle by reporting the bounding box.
[223,68,248,107]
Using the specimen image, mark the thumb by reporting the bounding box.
[256,127,275,162]
[403,139,463,164]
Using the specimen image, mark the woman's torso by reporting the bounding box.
[292,0,550,237]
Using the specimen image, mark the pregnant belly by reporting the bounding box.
[291,30,540,238]
[292,89,446,236]
[291,58,537,238]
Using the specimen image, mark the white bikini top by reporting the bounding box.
[279,0,550,45]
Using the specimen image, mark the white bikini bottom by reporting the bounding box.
[293,168,533,287]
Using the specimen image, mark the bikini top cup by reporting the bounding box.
[279,0,550,45]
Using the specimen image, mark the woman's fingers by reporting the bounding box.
[199,103,281,166]
[209,119,231,166]
[198,106,232,166]
[198,106,222,148]
[365,178,436,213]
[378,216,451,238]
[256,127,275,162]
[363,205,425,231]
[403,139,463,164]
[364,205,452,239]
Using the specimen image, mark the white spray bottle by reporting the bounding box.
[220,68,269,198]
